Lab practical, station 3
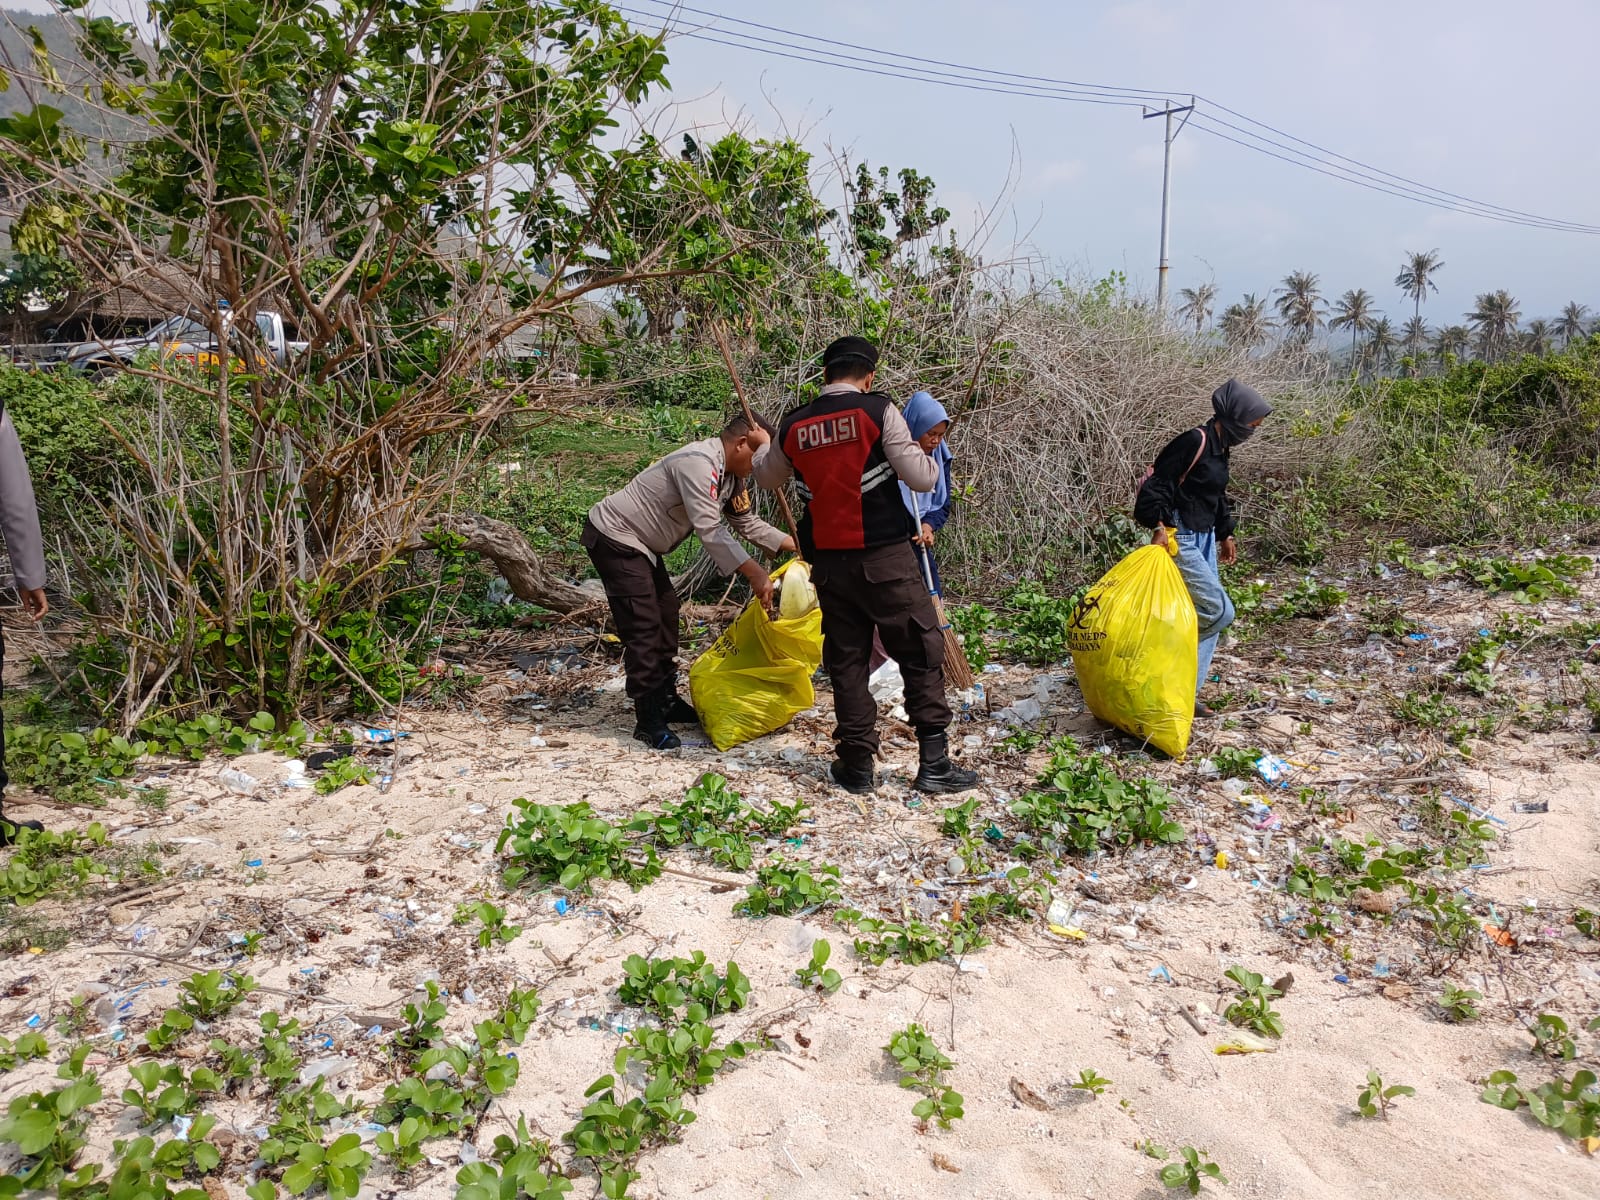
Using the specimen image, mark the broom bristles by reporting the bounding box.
[930,593,975,690]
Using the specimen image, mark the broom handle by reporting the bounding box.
[916,542,950,626]
[710,320,802,553]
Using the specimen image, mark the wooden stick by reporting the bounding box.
[710,319,801,550]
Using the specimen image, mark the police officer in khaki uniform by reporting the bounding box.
[755,337,978,795]
[583,413,795,749]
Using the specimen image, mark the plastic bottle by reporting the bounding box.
[218,767,258,795]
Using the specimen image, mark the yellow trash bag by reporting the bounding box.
[1068,537,1198,758]
[690,560,824,750]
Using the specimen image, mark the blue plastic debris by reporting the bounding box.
[25,1013,42,1028]
[1149,965,1173,983]
[1333,974,1350,984]
[1372,958,1391,978]
[245,858,263,868]
[552,898,569,916]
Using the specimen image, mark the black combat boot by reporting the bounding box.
[912,732,978,794]
[661,683,699,725]
[828,757,876,794]
[632,690,681,750]
[0,808,43,847]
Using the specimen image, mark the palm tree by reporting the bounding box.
[1432,324,1470,366]
[1176,283,1216,335]
[1468,290,1521,361]
[1274,270,1324,342]
[1523,318,1553,356]
[1394,249,1445,323]
[1328,288,1379,365]
[1219,293,1273,349]
[1557,302,1590,346]
[1400,316,1429,364]
[1365,317,1398,376]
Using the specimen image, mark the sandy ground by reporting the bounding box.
[3,558,1600,1200]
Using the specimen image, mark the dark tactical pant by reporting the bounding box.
[810,540,951,763]
[582,520,680,702]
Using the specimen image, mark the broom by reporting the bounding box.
[918,543,974,690]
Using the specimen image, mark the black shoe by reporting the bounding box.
[662,692,699,725]
[913,758,979,794]
[0,816,44,847]
[632,693,681,751]
[633,722,681,750]
[829,759,876,794]
[1194,699,1217,719]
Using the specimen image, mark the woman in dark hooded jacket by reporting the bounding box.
[1135,379,1272,717]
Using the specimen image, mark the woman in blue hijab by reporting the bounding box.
[867,391,954,674]
[900,390,953,592]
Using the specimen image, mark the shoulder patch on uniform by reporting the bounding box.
[729,487,752,514]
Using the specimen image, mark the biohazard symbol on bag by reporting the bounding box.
[1069,540,1198,758]
[690,560,825,750]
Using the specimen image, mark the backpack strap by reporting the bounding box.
[1177,426,1207,487]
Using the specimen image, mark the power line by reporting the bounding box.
[620,0,1600,237]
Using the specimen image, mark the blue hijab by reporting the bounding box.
[899,390,952,521]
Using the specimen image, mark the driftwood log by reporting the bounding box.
[425,512,601,617]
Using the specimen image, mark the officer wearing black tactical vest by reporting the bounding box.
[755,336,978,795]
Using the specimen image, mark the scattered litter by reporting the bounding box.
[25,1014,42,1028]
[281,759,312,789]
[300,1056,360,1084]
[996,697,1043,725]
[1371,958,1391,978]
[1449,794,1508,826]
[527,736,547,748]
[244,858,263,869]
[1214,1031,1278,1055]
[1047,924,1086,940]
[466,803,488,816]
[353,726,409,744]
[1255,754,1293,786]
[1214,851,1229,870]
[867,660,904,705]
[1511,800,1549,814]
[218,767,259,795]
[552,898,570,916]
[981,663,1004,674]
[1149,965,1173,983]
[1333,974,1350,984]
[1302,688,1337,705]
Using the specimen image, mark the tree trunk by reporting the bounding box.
[423,511,601,617]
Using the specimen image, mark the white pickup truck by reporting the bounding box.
[63,309,307,377]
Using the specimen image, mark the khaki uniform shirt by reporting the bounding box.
[587,437,787,573]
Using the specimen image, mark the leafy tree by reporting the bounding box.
[1523,318,1552,357]
[1176,283,1215,334]
[1219,293,1272,349]
[1328,287,1378,364]
[1469,290,1521,362]
[1274,270,1324,343]
[1394,248,1444,323]
[1557,302,1590,347]
[0,0,771,719]
[845,161,950,275]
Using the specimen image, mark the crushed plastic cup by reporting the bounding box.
[1214,1031,1278,1055]
[218,767,259,795]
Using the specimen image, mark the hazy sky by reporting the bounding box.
[15,0,1597,327]
[625,0,1600,327]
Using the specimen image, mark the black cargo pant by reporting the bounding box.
[810,540,951,764]
[581,519,679,702]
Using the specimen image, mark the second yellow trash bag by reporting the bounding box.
[690,560,825,751]
[1068,539,1198,758]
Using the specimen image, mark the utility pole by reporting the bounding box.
[1143,98,1194,315]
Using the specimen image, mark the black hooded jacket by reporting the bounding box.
[1136,423,1236,538]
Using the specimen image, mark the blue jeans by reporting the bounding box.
[1174,527,1235,695]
